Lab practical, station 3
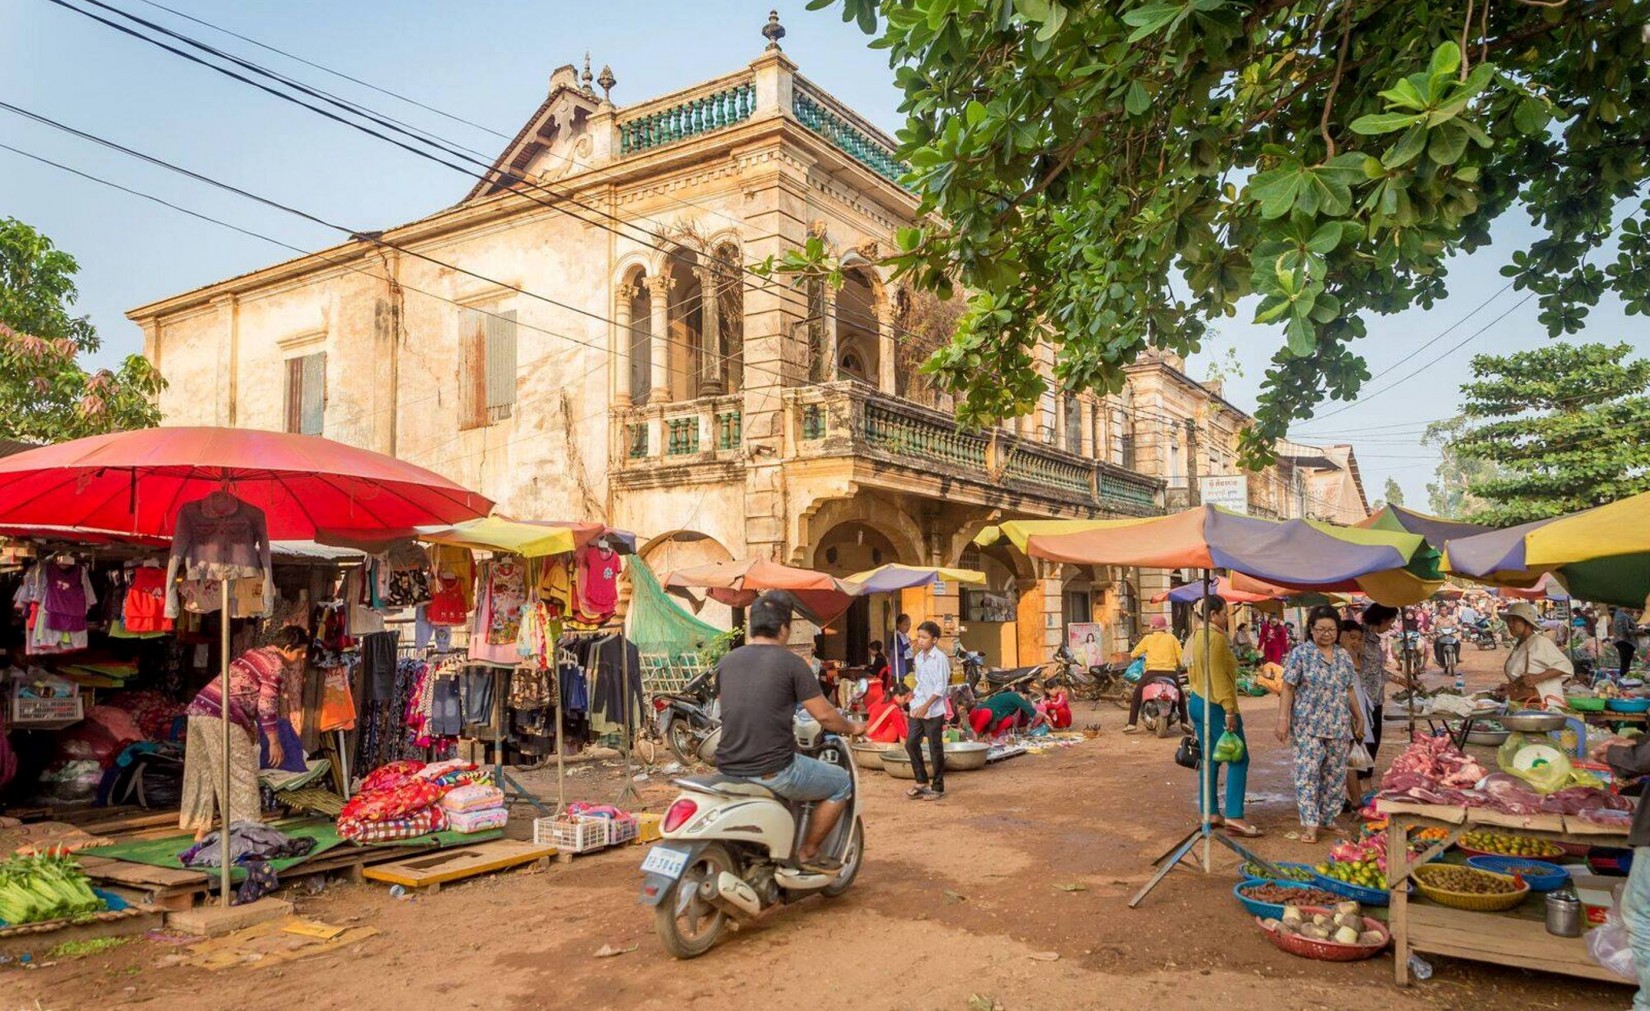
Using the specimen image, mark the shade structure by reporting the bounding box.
[0,427,492,539]
[1432,582,1469,600]
[1490,573,1569,601]
[980,506,1437,605]
[417,516,635,559]
[1151,576,1276,605]
[663,557,860,625]
[1361,504,1492,548]
[845,564,986,594]
[1444,491,1650,606]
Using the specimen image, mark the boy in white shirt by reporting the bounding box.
[905,620,950,800]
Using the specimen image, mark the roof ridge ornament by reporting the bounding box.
[762,10,785,51]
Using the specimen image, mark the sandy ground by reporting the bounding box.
[3,642,1636,1011]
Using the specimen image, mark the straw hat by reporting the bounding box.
[1150,615,1168,630]
[1503,602,1543,629]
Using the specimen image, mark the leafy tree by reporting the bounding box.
[1443,342,1650,525]
[0,218,163,443]
[1422,413,1499,518]
[1382,476,1404,508]
[799,0,1650,462]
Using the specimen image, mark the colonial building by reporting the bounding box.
[127,22,1177,668]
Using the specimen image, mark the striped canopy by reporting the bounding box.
[1443,491,1650,606]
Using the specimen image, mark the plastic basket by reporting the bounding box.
[1412,863,1530,912]
[533,816,608,853]
[1465,855,1570,892]
[1231,880,1346,920]
[1254,908,1390,962]
[1240,860,1317,885]
[605,814,639,847]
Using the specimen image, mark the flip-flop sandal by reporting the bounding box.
[906,787,929,799]
[1225,824,1264,838]
[800,857,843,874]
[921,790,945,801]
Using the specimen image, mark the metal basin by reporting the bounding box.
[880,750,917,780]
[1499,711,1568,733]
[943,741,990,771]
[851,741,894,771]
[1466,728,1511,747]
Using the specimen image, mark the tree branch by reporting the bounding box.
[1321,1,1355,157]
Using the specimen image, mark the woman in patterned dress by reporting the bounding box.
[1275,606,1365,843]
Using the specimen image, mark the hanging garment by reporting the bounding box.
[379,542,433,608]
[538,557,575,620]
[42,560,95,633]
[341,568,385,635]
[575,545,620,620]
[428,544,476,609]
[164,491,273,619]
[123,565,173,633]
[485,559,527,645]
[427,573,469,626]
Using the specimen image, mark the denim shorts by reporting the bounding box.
[755,754,852,803]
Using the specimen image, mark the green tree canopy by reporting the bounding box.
[1445,342,1650,525]
[1382,476,1404,508]
[1423,413,1500,518]
[803,0,1650,462]
[0,218,163,443]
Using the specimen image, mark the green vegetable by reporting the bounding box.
[0,849,103,925]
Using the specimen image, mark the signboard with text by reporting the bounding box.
[1200,475,1249,514]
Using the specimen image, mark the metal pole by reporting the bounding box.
[555,663,566,814]
[219,576,232,908]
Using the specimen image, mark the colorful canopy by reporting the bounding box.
[418,517,635,559]
[663,557,859,625]
[1151,576,1276,605]
[1360,504,1492,549]
[846,564,986,594]
[979,505,1440,606]
[0,427,491,540]
[1443,491,1650,606]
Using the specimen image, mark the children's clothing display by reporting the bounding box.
[575,544,621,622]
[468,557,526,665]
[163,491,273,619]
[12,560,98,654]
[121,565,172,633]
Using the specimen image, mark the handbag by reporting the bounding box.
[1347,741,1374,771]
[1174,734,1202,770]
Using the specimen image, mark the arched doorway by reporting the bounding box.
[834,267,881,385]
[957,542,1031,668]
[641,530,735,632]
[622,267,651,403]
[664,248,704,402]
[812,521,902,667]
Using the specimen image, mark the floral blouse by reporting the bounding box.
[1283,642,1357,740]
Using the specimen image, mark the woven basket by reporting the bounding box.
[1254,908,1389,962]
[1412,864,1530,912]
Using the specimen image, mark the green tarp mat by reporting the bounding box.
[76,818,502,882]
[627,555,723,656]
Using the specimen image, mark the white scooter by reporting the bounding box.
[637,712,864,958]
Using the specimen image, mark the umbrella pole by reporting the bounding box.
[556,669,566,814]
[219,577,232,909]
[1200,569,1213,874]
[1403,610,1416,741]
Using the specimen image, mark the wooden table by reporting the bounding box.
[1382,800,1634,987]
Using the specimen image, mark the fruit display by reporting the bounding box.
[1317,857,1388,892]
[1260,901,1385,947]
[0,851,104,925]
[1239,883,1343,906]
[1243,861,1314,882]
[1414,864,1520,895]
[1458,831,1566,859]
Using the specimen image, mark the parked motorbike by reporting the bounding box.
[1138,673,1186,738]
[653,669,720,766]
[638,711,863,959]
[954,643,1041,698]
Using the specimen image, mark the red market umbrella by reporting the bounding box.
[0,427,491,908]
[663,557,860,625]
[0,427,492,537]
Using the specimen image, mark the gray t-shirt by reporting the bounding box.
[714,644,822,777]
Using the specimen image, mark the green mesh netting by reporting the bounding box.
[626,555,723,659]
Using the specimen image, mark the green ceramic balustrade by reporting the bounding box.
[666,417,700,456]
[619,81,756,154]
[1005,448,1091,496]
[716,411,742,450]
[792,90,910,188]
[1101,471,1159,510]
[801,404,826,441]
[862,402,987,468]
[627,424,649,459]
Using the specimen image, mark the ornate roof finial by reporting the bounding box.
[581,52,594,95]
[597,64,616,103]
[762,9,786,51]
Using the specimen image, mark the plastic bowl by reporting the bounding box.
[1567,697,1608,712]
[1232,880,1342,920]
[1308,869,1405,907]
[1607,697,1650,713]
[1240,860,1318,885]
[1465,855,1570,892]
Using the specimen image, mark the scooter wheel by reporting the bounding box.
[822,817,865,898]
[654,843,733,959]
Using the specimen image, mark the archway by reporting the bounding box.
[641,530,735,632]
[834,267,880,386]
[663,248,704,401]
[812,520,904,667]
[621,266,651,403]
[711,241,743,394]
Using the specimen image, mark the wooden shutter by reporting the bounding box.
[484,310,518,421]
[299,352,326,435]
[284,357,304,433]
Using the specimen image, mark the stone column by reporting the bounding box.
[877,303,897,395]
[818,285,838,383]
[646,275,673,404]
[210,293,238,427]
[613,284,633,407]
[696,265,723,396]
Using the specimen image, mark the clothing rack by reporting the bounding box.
[555,622,640,810]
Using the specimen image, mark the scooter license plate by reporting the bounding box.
[641,844,691,880]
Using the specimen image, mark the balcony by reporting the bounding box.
[616,70,757,156]
[786,383,1162,516]
[612,394,744,487]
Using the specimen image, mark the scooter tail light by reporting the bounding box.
[663,799,698,833]
[653,698,669,712]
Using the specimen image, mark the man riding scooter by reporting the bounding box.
[713,592,866,870]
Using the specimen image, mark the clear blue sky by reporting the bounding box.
[2,0,1643,509]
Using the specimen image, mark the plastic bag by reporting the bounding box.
[1497,732,1576,794]
[1123,656,1146,684]
[1347,742,1374,771]
[1212,730,1246,764]
[1585,910,1637,980]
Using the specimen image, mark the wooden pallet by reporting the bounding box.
[361,839,557,893]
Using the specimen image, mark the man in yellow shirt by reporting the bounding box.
[1124,615,1185,734]
[1186,595,1261,837]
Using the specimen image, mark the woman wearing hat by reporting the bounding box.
[1503,601,1574,706]
[1124,614,1185,734]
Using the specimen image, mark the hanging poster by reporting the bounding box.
[1068,622,1106,667]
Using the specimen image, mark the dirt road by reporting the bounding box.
[6,643,1632,1010]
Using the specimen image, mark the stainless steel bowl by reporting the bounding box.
[850,741,893,771]
[1499,711,1568,733]
[879,750,918,780]
[943,741,990,771]
[1466,729,1511,747]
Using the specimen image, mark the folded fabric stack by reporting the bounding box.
[337,759,496,842]
[440,782,507,834]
